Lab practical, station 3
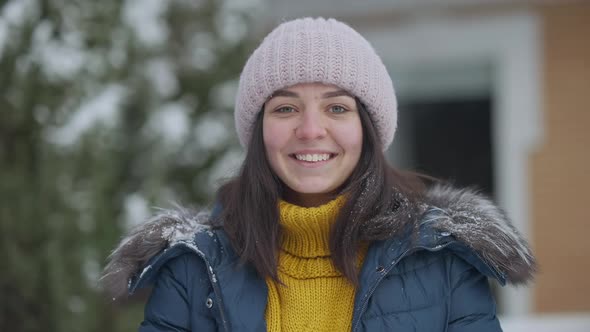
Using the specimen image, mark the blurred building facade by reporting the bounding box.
[266,0,590,322]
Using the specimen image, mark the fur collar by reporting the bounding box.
[101,184,536,298]
[421,185,536,284]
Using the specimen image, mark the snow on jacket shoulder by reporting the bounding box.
[102,184,536,331]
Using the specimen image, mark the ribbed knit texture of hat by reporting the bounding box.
[235,17,397,151]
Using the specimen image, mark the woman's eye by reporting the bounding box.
[329,105,347,114]
[275,106,295,113]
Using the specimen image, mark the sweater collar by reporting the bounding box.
[278,196,345,258]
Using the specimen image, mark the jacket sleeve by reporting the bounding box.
[447,256,503,332]
[139,254,217,331]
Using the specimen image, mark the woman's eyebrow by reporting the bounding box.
[322,89,353,99]
[269,90,299,99]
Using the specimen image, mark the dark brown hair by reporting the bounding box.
[216,100,426,284]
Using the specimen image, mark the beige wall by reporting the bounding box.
[532,2,590,312]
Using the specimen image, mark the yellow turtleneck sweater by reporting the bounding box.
[265,197,367,332]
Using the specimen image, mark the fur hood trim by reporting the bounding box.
[423,185,536,285]
[101,185,536,298]
[101,208,212,299]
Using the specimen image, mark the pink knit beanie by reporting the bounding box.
[235,17,397,151]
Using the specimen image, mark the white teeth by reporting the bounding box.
[295,154,331,162]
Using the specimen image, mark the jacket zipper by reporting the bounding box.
[179,242,231,332]
[351,243,451,332]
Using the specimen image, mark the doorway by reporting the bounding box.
[398,97,494,198]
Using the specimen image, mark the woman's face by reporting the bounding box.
[263,82,363,207]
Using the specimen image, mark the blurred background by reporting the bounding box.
[0,0,588,331]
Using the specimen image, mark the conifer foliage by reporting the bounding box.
[0,0,257,330]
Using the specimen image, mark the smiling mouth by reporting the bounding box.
[289,153,337,163]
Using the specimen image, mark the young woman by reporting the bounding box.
[103,17,536,331]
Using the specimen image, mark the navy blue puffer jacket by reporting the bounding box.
[103,185,536,331]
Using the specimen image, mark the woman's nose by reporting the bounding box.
[294,110,327,140]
